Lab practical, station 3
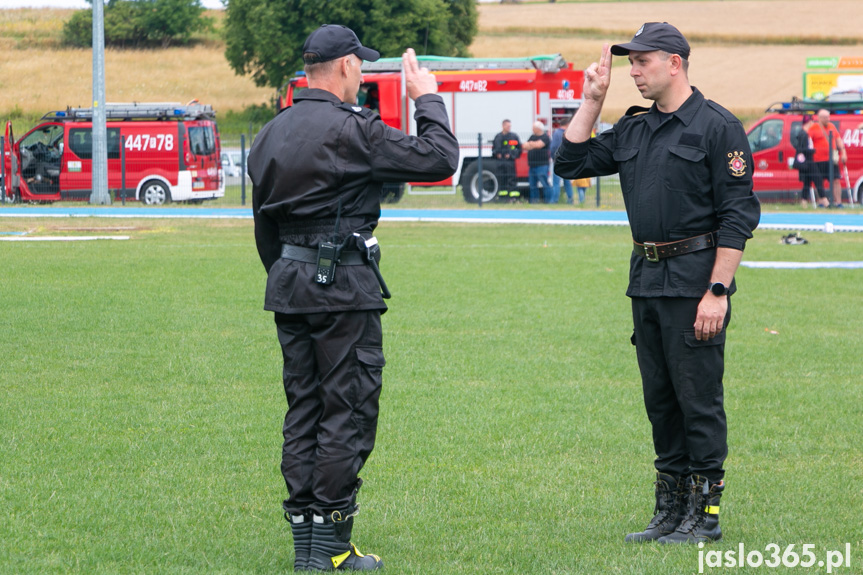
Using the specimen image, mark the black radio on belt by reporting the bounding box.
[315,242,338,285]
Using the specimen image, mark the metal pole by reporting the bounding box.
[120,135,126,206]
[90,0,110,204]
[1,136,6,204]
[476,133,483,208]
[827,131,834,199]
[240,134,246,206]
[595,176,601,207]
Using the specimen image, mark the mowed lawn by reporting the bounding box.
[0,218,860,574]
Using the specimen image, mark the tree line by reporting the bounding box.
[64,0,478,93]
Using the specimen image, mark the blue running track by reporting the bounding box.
[1,206,862,232]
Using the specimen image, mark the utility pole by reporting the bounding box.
[90,0,110,205]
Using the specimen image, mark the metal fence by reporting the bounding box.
[1,131,628,210]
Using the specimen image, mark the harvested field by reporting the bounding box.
[0,45,274,114]
[478,0,863,40]
[0,1,861,124]
[474,0,863,120]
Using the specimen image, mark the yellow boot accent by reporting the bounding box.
[331,550,351,569]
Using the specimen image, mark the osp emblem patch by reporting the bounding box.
[727,151,747,177]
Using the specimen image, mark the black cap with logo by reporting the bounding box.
[302,24,381,64]
[610,22,690,60]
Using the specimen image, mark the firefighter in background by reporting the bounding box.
[492,119,522,201]
[249,25,458,571]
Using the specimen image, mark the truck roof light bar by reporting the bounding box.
[362,54,567,74]
[41,102,216,121]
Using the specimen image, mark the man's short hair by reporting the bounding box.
[658,50,689,74]
[303,55,339,77]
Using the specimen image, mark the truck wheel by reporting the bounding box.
[460,161,499,203]
[140,180,171,206]
[381,183,404,203]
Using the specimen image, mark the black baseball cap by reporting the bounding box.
[610,22,691,60]
[302,24,380,64]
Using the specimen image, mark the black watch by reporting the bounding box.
[708,282,729,297]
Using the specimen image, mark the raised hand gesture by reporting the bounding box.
[583,43,612,104]
[402,48,438,101]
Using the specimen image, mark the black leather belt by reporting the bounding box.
[281,244,366,265]
[633,232,716,263]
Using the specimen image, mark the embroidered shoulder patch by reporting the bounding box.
[727,151,747,177]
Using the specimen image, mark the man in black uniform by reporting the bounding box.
[249,25,458,571]
[492,119,522,201]
[554,23,760,544]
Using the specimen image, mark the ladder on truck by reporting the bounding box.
[362,54,568,74]
[765,95,863,114]
[41,102,216,122]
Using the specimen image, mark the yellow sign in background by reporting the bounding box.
[804,71,863,100]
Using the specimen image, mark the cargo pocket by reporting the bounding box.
[353,346,385,431]
[678,329,725,398]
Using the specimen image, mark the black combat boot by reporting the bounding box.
[308,506,383,571]
[286,509,312,571]
[624,472,689,542]
[658,475,724,543]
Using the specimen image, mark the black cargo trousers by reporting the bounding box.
[275,309,385,516]
[631,296,731,483]
[498,159,518,195]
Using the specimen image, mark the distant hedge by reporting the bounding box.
[63,0,212,49]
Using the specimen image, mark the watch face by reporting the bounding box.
[711,282,727,296]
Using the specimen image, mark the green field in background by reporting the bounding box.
[0,218,860,574]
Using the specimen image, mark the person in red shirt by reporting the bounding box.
[807,109,847,208]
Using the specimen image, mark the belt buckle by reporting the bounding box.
[643,242,660,262]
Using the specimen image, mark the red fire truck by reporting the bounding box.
[282,55,584,202]
[746,96,863,204]
[3,102,223,205]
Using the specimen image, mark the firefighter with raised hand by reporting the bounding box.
[248,25,458,571]
[554,23,760,544]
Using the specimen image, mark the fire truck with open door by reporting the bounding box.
[282,55,584,203]
[3,102,223,205]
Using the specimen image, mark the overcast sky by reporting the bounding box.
[0,0,225,8]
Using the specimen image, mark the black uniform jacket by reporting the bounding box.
[249,89,459,314]
[492,131,521,161]
[554,88,761,298]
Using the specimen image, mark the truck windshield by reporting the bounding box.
[188,125,216,156]
[748,119,783,152]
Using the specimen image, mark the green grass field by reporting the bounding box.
[1,218,861,574]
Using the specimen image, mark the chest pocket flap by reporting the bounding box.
[668,145,707,163]
[613,147,639,162]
